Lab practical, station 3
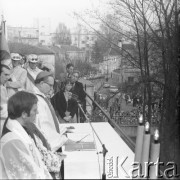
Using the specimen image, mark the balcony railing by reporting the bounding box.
[77,91,136,152]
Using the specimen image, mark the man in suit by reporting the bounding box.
[70,70,86,123]
[59,63,74,91]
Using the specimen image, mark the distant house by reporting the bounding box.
[8,42,55,72]
[99,45,121,75]
[50,45,85,66]
[111,42,141,84]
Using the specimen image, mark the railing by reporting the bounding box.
[77,90,166,179]
[78,91,136,152]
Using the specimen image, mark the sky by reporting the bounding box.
[0,0,107,32]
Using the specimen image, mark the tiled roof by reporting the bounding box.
[8,42,55,55]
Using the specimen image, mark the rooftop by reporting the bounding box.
[8,42,55,55]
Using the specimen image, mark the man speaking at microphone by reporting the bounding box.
[70,70,86,123]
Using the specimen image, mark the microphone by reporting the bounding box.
[77,103,108,180]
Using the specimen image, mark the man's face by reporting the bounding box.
[29,62,37,70]
[12,60,20,68]
[0,67,11,85]
[24,103,38,123]
[71,72,79,83]
[41,76,54,97]
[67,66,74,75]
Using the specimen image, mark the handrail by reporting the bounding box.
[84,91,136,152]
[83,91,166,179]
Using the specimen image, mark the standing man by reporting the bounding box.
[6,53,27,98]
[70,70,86,122]
[26,54,42,93]
[59,63,74,90]
[0,64,11,136]
[34,71,68,152]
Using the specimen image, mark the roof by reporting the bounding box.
[103,43,135,56]
[8,42,55,55]
[50,45,83,54]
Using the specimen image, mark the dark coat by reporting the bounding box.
[51,91,78,119]
[70,81,86,103]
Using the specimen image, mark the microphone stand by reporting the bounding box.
[77,103,108,180]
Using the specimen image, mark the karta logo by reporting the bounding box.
[107,156,180,179]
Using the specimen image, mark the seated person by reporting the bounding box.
[23,121,66,179]
[1,91,52,179]
[51,79,78,123]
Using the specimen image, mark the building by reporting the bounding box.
[111,41,141,84]
[33,18,52,46]
[7,26,39,46]
[99,42,122,75]
[71,24,97,50]
[7,18,53,46]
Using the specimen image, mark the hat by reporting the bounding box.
[35,71,53,84]
[11,53,22,61]
[27,54,38,63]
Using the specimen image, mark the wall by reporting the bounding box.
[38,54,55,73]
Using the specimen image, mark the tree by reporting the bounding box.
[52,23,71,45]
[91,41,103,64]
[75,0,180,172]
[75,60,97,76]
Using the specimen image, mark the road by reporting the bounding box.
[97,77,135,112]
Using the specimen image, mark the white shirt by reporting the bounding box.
[34,87,68,152]
[6,65,27,98]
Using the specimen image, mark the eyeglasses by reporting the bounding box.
[31,58,38,61]
[44,82,53,87]
[12,56,20,60]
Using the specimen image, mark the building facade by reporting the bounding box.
[71,24,97,50]
[7,26,39,45]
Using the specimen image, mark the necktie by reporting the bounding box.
[39,95,60,133]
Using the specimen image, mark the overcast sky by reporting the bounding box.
[0,0,106,31]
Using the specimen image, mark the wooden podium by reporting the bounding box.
[62,122,134,179]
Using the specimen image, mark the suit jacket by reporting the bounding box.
[51,91,78,119]
[70,81,86,103]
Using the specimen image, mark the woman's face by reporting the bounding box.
[65,83,72,91]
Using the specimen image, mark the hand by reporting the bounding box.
[63,116,72,122]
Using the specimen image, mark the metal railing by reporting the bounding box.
[78,91,136,152]
[77,90,166,179]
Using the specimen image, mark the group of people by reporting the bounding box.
[0,53,86,179]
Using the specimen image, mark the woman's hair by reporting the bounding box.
[8,91,38,119]
[62,78,73,91]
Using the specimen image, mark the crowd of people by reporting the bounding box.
[0,53,86,179]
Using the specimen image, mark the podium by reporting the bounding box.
[62,122,134,179]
